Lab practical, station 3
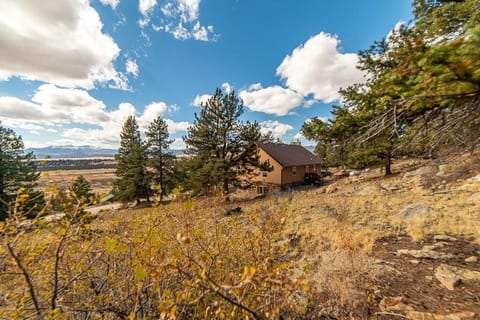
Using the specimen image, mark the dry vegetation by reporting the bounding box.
[1,152,479,319]
[38,168,116,196]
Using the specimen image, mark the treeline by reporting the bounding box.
[35,158,117,171]
[113,88,272,204]
[302,0,480,174]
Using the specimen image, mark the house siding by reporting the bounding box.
[257,148,283,185]
[257,144,322,190]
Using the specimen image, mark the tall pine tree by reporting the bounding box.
[113,116,152,204]
[145,116,174,201]
[0,122,44,220]
[184,88,270,198]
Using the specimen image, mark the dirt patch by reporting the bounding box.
[372,235,480,316]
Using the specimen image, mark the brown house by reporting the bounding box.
[256,142,323,192]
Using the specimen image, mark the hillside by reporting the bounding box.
[1,151,479,319]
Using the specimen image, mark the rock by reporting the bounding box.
[396,247,454,260]
[465,256,478,263]
[397,204,433,218]
[405,310,476,320]
[356,185,378,196]
[224,206,242,216]
[349,170,361,176]
[434,235,458,242]
[325,184,338,194]
[410,259,420,265]
[379,183,402,192]
[379,296,413,312]
[435,264,480,290]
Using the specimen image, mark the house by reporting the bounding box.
[256,142,323,192]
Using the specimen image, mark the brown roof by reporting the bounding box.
[258,142,323,168]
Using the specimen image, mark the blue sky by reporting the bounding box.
[0,0,412,150]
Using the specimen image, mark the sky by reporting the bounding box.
[0,0,412,150]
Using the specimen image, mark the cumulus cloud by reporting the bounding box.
[239,84,304,116]
[165,119,190,133]
[260,120,294,139]
[138,102,168,129]
[276,32,365,103]
[0,0,128,89]
[99,0,120,10]
[0,86,189,148]
[143,0,217,42]
[192,94,212,107]
[171,138,186,150]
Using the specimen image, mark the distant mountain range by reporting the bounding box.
[27,144,315,159]
[27,145,185,159]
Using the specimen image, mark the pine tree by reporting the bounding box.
[69,175,95,206]
[113,116,152,204]
[145,116,174,201]
[184,88,270,198]
[0,122,44,220]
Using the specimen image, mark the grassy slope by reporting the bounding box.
[1,152,479,319]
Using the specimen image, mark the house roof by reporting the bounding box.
[258,142,323,168]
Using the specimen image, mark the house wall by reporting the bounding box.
[258,148,321,188]
[281,166,306,186]
[257,148,283,185]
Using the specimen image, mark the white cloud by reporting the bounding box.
[99,0,120,10]
[0,0,128,89]
[276,32,365,103]
[221,82,232,93]
[239,84,304,116]
[165,119,190,133]
[260,120,294,139]
[138,102,168,129]
[171,138,186,150]
[146,0,216,42]
[192,94,212,107]
[126,59,139,78]
[139,0,157,16]
[0,85,188,148]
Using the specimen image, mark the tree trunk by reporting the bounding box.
[385,150,392,176]
[223,179,230,202]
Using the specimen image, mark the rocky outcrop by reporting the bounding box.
[435,264,480,290]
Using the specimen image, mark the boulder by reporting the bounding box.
[435,264,480,290]
[397,204,433,219]
[465,256,478,263]
[433,235,458,242]
[396,248,454,260]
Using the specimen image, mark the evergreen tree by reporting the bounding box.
[0,122,44,220]
[145,116,175,201]
[113,116,152,204]
[184,88,270,198]
[69,175,95,206]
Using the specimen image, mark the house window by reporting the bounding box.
[292,166,297,176]
[305,165,309,173]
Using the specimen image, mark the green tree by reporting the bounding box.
[69,175,95,206]
[113,116,152,204]
[145,116,175,201]
[303,0,479,175]
[184,88,270,198]
[0,122,44,220]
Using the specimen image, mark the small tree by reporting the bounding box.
[113,116,152,204]
[0,122,44,220]
[145,116,175,201]
[184,88,270,198]
[69,175,95,206]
